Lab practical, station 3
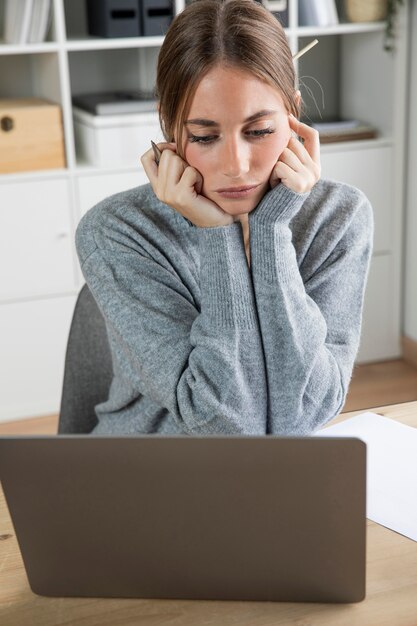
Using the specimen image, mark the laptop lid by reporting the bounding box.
[0,435,366,602]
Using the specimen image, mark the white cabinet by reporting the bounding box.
[0,177,76,301]
[76,170,148,219]
[74,170,149,282]
[0,0,409,419]
[0,295,76,421]
[358,254,399,363]
[321,143,394,254]
[321,142,401,363]
[404,1,417,344]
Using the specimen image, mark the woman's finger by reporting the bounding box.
[140,146,159,188]
[175,166,202,214]
[140,142,177,178]
[286,135,312,165]
[288,115,320,165]
[179,166,233,225]
[278,145,303,172]
[273,160,316,194]
[158,147,188,199]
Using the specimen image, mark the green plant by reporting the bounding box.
[384,0,405,51]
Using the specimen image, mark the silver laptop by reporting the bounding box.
[0,435,366,602]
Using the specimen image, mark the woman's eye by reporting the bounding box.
[188,134,217,144]
[187,128,275,145]
[247,128,275,138]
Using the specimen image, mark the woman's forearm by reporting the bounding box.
[249,182,373,434]
[76,208,268,435]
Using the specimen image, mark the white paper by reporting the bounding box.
[315,412,417,542]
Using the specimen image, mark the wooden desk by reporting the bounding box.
[1,401,417,626]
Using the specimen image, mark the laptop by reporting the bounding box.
[0,435,366,602]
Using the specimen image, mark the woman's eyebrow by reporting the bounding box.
[185,109,278,127]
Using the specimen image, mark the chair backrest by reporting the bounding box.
[58,284,113,433]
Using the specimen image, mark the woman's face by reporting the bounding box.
[180,64,293,216]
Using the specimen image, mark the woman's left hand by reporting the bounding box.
[269,114,321,194]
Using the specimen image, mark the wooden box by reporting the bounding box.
[0,98,66,174]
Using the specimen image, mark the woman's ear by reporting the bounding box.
[294,90,301,114]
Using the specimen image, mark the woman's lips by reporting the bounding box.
[216,184,260,199]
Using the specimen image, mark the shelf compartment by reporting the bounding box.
[297,29,393,138]
[68,47,158,97]
[0,52,62,101]
[0,0,58,46]
[63,0,171,49]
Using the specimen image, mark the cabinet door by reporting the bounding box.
[0,178,76,301]
[76,170,148,219]
[74,171,149,285]
[356,254,400,363]
[321,145,393,254]
[0,295,77,422]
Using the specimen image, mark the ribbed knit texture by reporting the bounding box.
[75,179,373,435]
[199,224,258,329]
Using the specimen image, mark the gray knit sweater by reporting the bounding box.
[75,179,373,435]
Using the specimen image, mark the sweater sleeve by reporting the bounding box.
[248,182,374,435]
[75,207,267,435]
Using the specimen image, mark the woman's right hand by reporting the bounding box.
[140,142,234,228]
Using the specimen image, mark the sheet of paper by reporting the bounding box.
[315,412,417,542]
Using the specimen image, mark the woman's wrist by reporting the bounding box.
[250,183,310,225]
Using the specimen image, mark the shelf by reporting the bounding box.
[320,137,393,152]
[0,42,60,55]
[0,168,70,183]
[65,35,164,51]
[292,22,385,37]
[74,161,140,175]
[0,25,386,57]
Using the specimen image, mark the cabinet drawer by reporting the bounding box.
[0,295,76,421]
[321,145,393,254]
[0,178,76,301]
[356,253,400,363]
[76,170,148,219]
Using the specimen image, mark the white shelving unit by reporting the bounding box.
[404,0,417,349]
[0,0,409,421]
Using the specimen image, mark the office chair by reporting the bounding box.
[58,284,113,434]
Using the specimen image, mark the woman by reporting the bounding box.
[76,0,373,435]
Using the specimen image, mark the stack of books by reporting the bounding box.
[72,91,158,116]
[310,119,378,143]
[3,0,51,45]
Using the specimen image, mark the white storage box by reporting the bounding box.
[73,107,164,167]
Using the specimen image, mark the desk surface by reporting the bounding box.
[1,401,417,626]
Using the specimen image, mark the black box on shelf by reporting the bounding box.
[86,0,141,38]
[254,0,289,28]
[140,0,174,37]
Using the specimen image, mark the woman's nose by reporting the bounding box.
[221,137,250,178]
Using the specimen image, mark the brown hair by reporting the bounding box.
[155,0,299,160]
